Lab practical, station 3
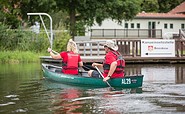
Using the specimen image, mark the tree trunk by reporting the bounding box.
[69,0,76,40]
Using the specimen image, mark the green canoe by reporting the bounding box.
[42,63,144,88]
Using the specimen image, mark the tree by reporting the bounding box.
[140,0,185,13]
[158,0,185,13]
[55,0,141,39]
[0,0,22,28]
[0,0,56,28]
[141,0,159,12]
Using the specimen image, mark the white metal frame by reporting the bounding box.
[27,13,53,49]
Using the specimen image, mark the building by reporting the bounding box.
[85,1,185,40]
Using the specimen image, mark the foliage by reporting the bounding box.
[140,0,185,13]
[0,22,71,53]
[0,23,49,52]
[141,0,159,12]
[0,51,45,63]
[157,0,185,13]
[0,1,184,51]
[52,11,69,30]
[55,0,141,38]
[53,30,71,53]
[0,22,71,63]
[0,0,21,28]
[0,0,184,42]
[0,0,56,28]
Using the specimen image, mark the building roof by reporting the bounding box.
[135,1,185,19]
[136,12,185,19]
[169,1,185,14]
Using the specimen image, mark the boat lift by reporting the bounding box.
[27,13,53,49]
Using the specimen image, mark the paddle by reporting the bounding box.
[82,65,91,71]
[82,64,97,71]
[51,49,59,54]
[94,66,115,90]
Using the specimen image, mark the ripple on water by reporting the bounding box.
[12,108,28,113]
[157,84,185,95]
[5,94,19,98]
[0,79,54,114]
[0,102,15,106]
[1,76,185,114]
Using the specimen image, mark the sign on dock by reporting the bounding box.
[141,39,175,57]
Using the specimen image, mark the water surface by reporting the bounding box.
[0,63,185,114]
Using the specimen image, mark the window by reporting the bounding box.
[170,24,173,29]
[131,23,134,28]
[164,23,168,29]
[125,23,128,28]
[181,24,185,29]
[137,23,140,29]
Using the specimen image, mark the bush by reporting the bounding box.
[53,31,71,52]
[0,22,71,53]
[0,23,49,52]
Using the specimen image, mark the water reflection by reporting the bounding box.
[0,63,185,113]
[47,87,142,114]
[175,64,185,84]
[42,80,142,113]
[50,88,83,114]
[125,64,185,84]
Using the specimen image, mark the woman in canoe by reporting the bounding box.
[48,39,83,75]
[88,40,125,82]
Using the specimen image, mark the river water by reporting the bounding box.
[0,63,185,114]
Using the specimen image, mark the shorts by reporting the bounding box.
[92,70,102,78]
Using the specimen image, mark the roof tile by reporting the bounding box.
[136,12,185,19]
[136,1,185,19]
[169,1,185,14]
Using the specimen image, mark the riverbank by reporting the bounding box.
[0,51,48,63]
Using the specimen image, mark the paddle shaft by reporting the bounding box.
[94,66,113,88]
[82,64,97,71]
[51,50,59,54]
[82,65,91,71]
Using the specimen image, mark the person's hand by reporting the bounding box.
[48,48,52,53]
[92,63,98,67]
[103,76,110,82]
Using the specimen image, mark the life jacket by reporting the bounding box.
[62,52,79,70]
[103,51,125,74]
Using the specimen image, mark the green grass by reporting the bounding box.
[0,51,48,63]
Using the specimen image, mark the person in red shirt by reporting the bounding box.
[88,40,125,82]
[48,39,83,75]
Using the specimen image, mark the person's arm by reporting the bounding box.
[92,63,103,69]
[78,61,83,67]
[103,61,117,82]
[78,55,83,67]
[48,48,62,60]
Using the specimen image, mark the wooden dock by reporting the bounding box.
[41,39,185,64]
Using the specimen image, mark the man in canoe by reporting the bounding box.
[48,39,83,75]
[88,40,125,82]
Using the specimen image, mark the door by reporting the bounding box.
[148,21,156,38]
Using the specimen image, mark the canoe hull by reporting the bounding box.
[42,63,144,88]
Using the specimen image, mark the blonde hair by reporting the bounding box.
[67,39,78,53]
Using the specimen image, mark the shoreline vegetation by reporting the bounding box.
[0,24,71,64]
[0,51,48,64]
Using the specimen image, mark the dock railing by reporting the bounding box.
[77,40,106,57]
[90,29,162,39]
[76,39,185,58]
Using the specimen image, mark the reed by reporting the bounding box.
[0,51,47,63]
